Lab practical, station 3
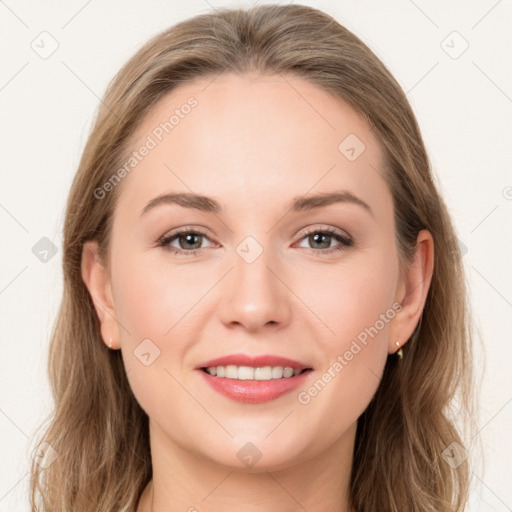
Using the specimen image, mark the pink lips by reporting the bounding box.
[196,353,313,404]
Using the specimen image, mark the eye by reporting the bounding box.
[157,227,217,257]
[294,227,353,255]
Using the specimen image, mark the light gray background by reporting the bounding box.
[1,1,511,510]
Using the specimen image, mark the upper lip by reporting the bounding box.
[197,353,313,370]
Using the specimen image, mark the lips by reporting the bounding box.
[196,353,314,404]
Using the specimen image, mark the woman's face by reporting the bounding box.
[104,73,408,470]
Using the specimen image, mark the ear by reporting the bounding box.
[81,240,120,349]
[389,229,434,354]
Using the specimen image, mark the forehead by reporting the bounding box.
[115,72,390,222]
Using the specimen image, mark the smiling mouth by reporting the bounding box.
[200,365,313,381]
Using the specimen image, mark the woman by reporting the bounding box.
[29,4,475,511]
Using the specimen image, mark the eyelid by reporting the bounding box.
[296,224,351,241]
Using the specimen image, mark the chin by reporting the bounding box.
[196,434,314,474]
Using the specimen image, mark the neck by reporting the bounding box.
[137,420,358,512]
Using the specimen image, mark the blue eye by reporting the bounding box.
[157,226,353,257]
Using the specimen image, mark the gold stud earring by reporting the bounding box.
[395,340,403,359]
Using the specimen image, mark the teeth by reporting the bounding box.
[272,366,283,379]
[255,366,272,380]
[283,367,294,378]
[239,366,255,380]
[204,365,306,380]
[225,365,238,379]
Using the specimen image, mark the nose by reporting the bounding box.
[217,242,292,333]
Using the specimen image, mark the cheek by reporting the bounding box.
[111,253,193,405]
[112,252,202,343]
[300,254,397,346]
[295,252,396,405]
[113,255,198,422]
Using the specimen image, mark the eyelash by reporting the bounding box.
[157,225,353,257]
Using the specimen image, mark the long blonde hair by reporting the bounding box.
[29,4,476,511]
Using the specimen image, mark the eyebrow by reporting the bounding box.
[140,190,373,217]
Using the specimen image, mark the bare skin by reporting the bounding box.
[81,72,433,512]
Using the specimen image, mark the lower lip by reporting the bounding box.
[198,369,313,404]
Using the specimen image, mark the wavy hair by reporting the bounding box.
[29,4,477,511]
